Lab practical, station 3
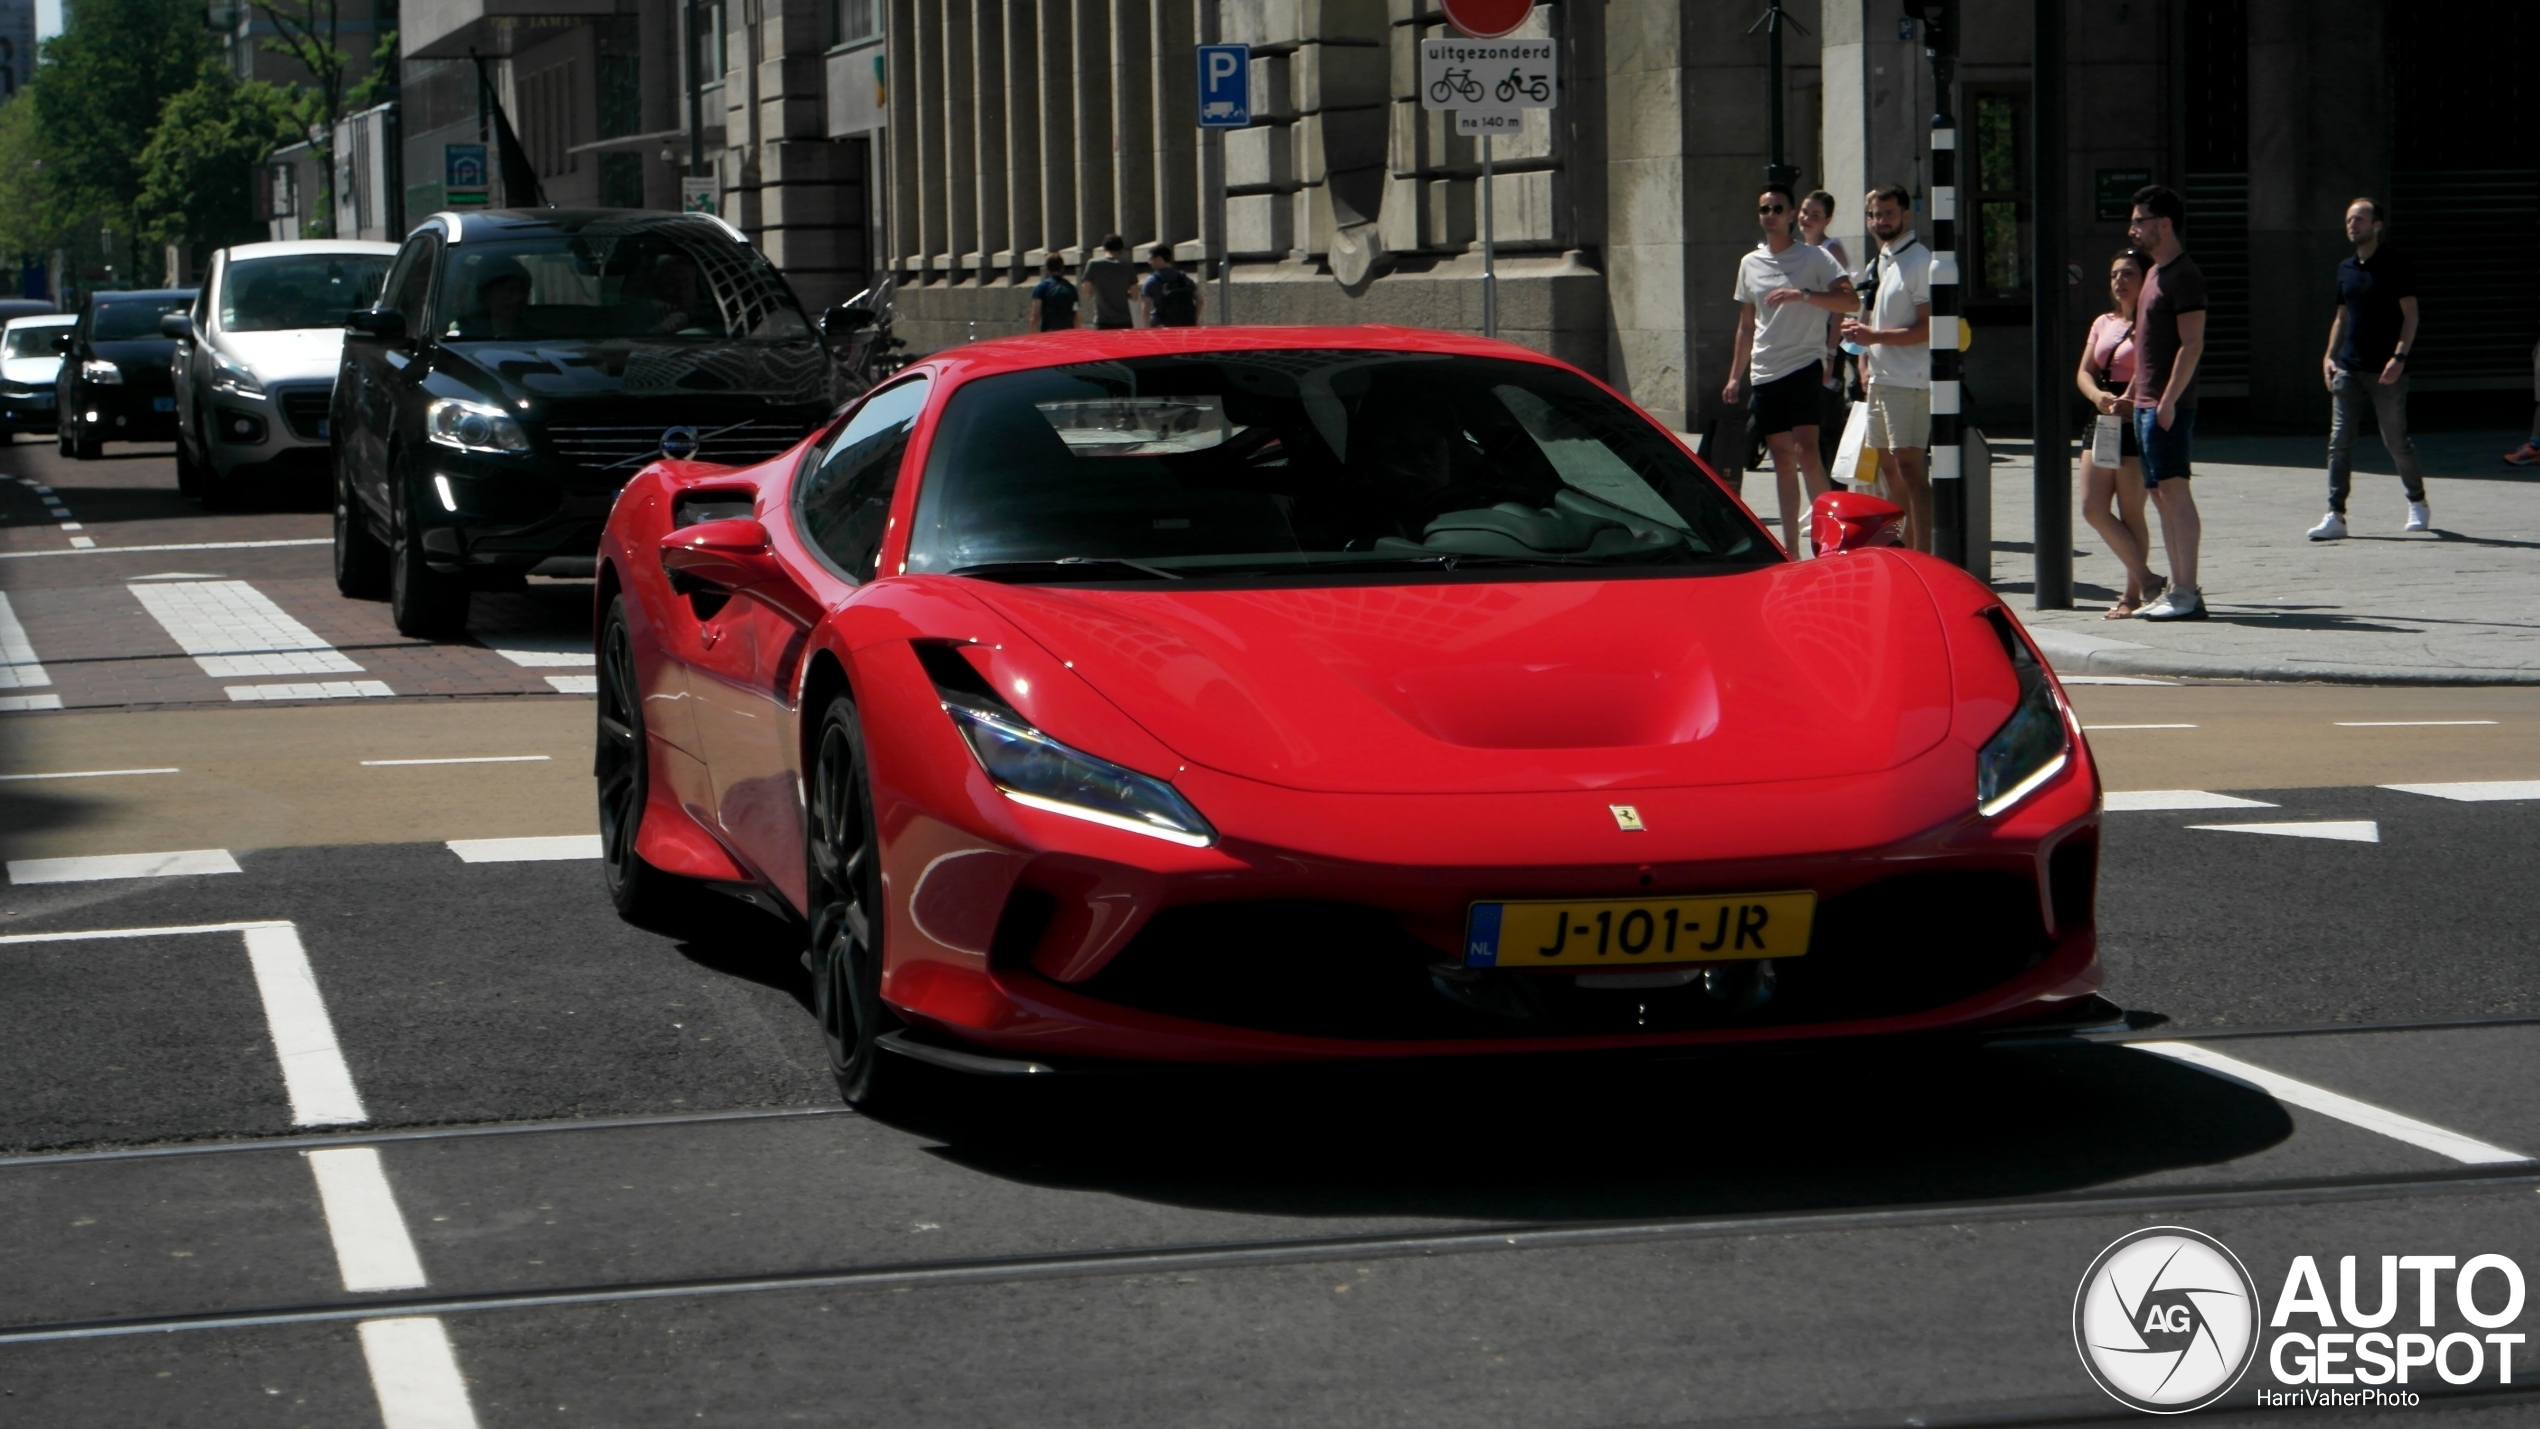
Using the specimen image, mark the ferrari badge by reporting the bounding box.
[1608,804,1645,832]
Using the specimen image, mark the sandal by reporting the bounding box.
[2103,600,2139,620]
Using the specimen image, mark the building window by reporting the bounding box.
[597,17,642,139]
[830,0,878,49]
[1968,87,2030,306]
[695,0,728,89]
[523,60,579,178]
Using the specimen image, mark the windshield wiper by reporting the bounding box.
[950,557,1186,582]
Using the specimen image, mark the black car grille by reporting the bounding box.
[546,420,816,476]
[1059,872,2055,1043]
[275,388,331,441]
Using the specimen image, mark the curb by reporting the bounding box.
[2027,631,2540,687]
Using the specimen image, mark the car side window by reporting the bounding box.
[383,237,438,326]
[797,377,931,583]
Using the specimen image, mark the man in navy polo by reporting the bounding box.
[2308,198,2429,539]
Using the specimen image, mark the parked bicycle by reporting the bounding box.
[1495,67,1552,104]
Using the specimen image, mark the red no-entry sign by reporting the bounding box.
[1439,0,1533,39]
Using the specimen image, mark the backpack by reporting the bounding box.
[1150,268,1198,326]
[1034,277,1077,331]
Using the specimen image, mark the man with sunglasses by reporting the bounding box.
[2124,185,2210,621]
[1725,183,1856,554]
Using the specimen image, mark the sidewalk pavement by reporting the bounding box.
[1742,426,2540,685]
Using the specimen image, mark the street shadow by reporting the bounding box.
[668,900,812,1007]
[890,1036,2293,1224]
[1991,580,2126,602]
[0,783,109,863]
[2200,610,2422,633]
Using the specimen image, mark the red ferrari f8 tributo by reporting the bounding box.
[593,326,2104,1107]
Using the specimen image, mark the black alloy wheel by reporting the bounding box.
[56,428,70,457]
[388,474,469,637]
[595,597,693,927]
[333,462,389,599]
[805,694,919,1111]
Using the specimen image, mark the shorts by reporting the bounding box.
[1864,383,1930,450]
[2133,404,2196,485]
[1748,367,1823,437]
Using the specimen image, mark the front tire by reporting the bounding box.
[388,476,469,637]
[333,465,389,598]
[805,693,923,1112]
[71,430,99,461]
[596,596,699,928]
[175,425,207,500]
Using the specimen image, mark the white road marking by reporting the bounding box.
[306,1148,429,1291]
[129,571,229,580]
[0,767,180,782]
[7,848,243,883]
[362,755,553,767]
[445,835,602,863]
[2187,820,2380,843]
[242,922,368,1126]
[129,580,364,678]
[2134,1041,2532,1165]
[0,693,65,710]
[66,536,95,548]
[227,681,397,701]
[2337,720,2498,727]
[2056,675,2178,685]
[0,591,52,690]
[2104,789,2278,811]
[357,1318,481,1429]
[484,635,595,668]
[0,920,287,944]
[0,537,333,560]
[57,521,81,531]
[545,674,597,694]
[2085,723,2198,730]
[2382,780,2540,802]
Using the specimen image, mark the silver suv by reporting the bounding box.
[171,239,397,503]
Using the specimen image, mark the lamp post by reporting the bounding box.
[1749,1,1808,192]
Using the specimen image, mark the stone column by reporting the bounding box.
[1603,5,1696,432]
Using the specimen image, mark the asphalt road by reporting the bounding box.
[4,438,2539,1427]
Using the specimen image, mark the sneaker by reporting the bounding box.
[2504,442,2540,467]
[2307,512,2347,541]
[2404,501,2431,532]
[2138,587,2208,622]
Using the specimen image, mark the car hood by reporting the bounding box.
[219,327,347,385]
[965,555,1958,796]
[437,337,836,407]
[2,357,58,385]
[88,338,177,370]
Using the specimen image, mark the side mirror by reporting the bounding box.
[159,313,195,341]
[347,308,408,341]
[1809,490,1906,557]
[658,519,824,625]
[821,303,876,338]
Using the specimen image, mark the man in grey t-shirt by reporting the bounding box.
[1725,183,1854,554]
[1080,234,1140,330]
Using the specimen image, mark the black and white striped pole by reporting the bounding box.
[1913,1,1965,569]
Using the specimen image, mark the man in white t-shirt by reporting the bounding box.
[1840,184,1934,552]
[1724,183,1855,554]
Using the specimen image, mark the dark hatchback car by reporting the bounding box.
[57,289,197,459]
[332,209,846,637]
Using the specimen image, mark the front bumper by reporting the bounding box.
[201,380,332,478]
[62,384,178,442]
[0,387,54,433]
[415,455,617,574]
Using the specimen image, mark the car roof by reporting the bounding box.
[425,208,752,247]
[220,240,401,262]
[903,324,1585,386]
[2,313,75,330]
[87,289,197,303]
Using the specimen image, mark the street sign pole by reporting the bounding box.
[1481,135,1496,338]
[1420,26,1554,343]
[1195,40,1251,326]
[1912,0,1966,570]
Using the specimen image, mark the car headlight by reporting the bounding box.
[937,690,1215,847]
[80,359,123,385]
[209,352,264,398]
[425,397,531,455]
[1975,611,2071,817]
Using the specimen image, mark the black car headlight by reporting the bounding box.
[426,397,531,455]
[1975,610,2071,817]
[935,687,1215,848]
[80,359,124,385]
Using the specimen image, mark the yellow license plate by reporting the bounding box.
[1464,892,1816,969]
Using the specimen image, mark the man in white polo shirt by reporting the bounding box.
[1840,184,1934,553]
[1723,182,1855,554]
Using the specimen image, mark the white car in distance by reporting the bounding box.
[1,313,74,441]
[170,239,398,504]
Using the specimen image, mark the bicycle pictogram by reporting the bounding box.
[1429,68,1485,105]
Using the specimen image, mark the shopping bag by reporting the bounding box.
[1832,399,1881,491]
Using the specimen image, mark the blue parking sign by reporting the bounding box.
[1196,43,1250,127]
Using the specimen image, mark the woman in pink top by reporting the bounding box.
[2076,249,2166,617]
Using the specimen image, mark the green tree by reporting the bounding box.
[32,0,212,277]
[0,96,76,266]
[136,63,314,255]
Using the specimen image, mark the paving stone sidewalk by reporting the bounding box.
[1748,426,2540,684]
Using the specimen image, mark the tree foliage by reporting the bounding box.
[137,64,314,250]
[30,0,211,266]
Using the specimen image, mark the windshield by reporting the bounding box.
[221,253,393,332]
[902,352,1769,581]
[89,298,191,342]
[437,224,814,343]
[2,325,67,359]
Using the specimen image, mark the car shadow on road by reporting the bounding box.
[904,1039,2294,1224]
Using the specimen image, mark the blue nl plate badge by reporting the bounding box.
[152,396,176,412]
[1464,903,1504,967]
